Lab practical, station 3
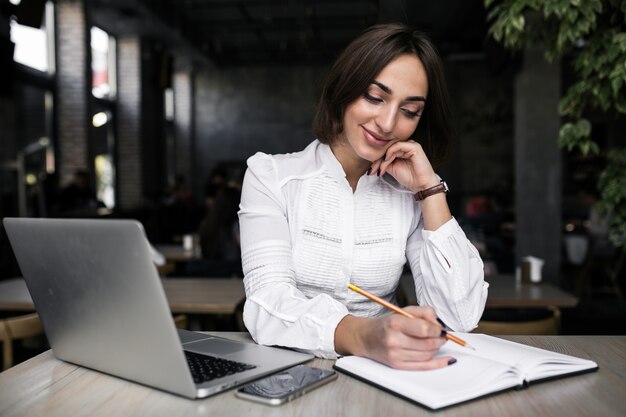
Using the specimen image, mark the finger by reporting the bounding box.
[379,150,410,176]
[368,158,383,176]
[403,306,440,326]
[393,356,457,371]
[385,346,441,365]
[382,318,444,356]
[387,314,446,341]
[384,140,421,161]
[384,146,413,161]
[395,333,447,352]
[374,140,422,177]
[379,142,423,177]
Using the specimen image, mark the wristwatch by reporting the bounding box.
[414,180,449,201]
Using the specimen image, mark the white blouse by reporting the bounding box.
[238,140,488,359]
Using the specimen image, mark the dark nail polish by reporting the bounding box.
[440,329,447,338]
[436,317,446,327]
[447,358,457,366]
[366,168,371,175]
[376,168,381,177]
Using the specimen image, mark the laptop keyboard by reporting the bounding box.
[184,351,257,384]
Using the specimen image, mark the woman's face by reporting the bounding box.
[339,54,428,164]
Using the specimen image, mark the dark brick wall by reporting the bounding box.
[515,46,561,284]
[116,35,143,210]
[173,69,194,188]
[16,84,47,148]
[0,96,17,161]
[140,42,167,202]
[446,59,514,195]
[192,61,515,204]
[193,65,325,192]
[56,0,88,186]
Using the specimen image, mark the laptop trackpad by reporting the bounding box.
[184,338,248,356]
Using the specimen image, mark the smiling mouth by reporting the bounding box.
[362,127,390,147]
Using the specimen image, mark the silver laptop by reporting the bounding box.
[3,217,312,399]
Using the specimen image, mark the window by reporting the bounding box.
[10,1,54,73]
[8,1,56,217]
[95,154,115,209]
[164,87,176,185]
[164,87,174,121]
[91,26,117,209]
[11,23,47,71]
[91,26,116,99]
[91,110,115,209]
[9,1,55,73]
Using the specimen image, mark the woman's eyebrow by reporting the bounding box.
[372,80,392,94]
[371,80,426,102]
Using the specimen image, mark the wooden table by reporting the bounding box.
[2,273,577,313]
[155,244,198,263]
[0,279,33,312]
[484,274,579,308]
[0,333,624,417]
[0,277,245,315]
[162,278,244,314]
[398,273,578,309]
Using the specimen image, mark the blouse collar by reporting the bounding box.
[316,140,378,189]
[317,140,348,180]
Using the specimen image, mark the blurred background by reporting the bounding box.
[0,0,624,368]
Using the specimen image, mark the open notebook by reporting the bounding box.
[334,333,598,410]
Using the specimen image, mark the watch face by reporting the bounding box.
[442,181,449,192]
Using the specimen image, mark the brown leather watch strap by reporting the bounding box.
[414,181,449,201]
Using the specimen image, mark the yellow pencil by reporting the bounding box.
[347,283,476,350]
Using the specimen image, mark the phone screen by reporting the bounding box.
[237,365,336,402]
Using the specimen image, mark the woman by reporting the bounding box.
[238,23,488,370]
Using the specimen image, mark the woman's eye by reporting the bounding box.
[363,92,383,104]
[402,109,421,118]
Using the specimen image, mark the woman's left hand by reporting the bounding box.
[369,140,439,193]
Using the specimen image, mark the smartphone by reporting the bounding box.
[235,364,337,406]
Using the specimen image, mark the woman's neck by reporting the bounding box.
[330,141,370,192]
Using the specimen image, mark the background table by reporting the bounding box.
[0,333,623,417]
[399,273,578,309]
[0,279,32,312]
[155,244,198,263]
[3,274,577,314]
[485,274,578,308]
[0,277,245,315]
[162,278,244,314]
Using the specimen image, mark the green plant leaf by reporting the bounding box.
[486,0,626,246]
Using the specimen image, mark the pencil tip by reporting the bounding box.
[466,344,476,351]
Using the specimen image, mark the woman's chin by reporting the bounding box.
[358,148,385,164]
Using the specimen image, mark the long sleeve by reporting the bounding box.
[406,215,488,332]
[238,153,349,359]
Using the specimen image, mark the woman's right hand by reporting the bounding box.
[334,306,455,370]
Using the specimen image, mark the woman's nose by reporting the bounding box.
[375,105,396,134]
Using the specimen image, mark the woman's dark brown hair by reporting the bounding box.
[313,23,453,168]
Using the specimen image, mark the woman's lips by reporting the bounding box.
[362,127,389,148]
